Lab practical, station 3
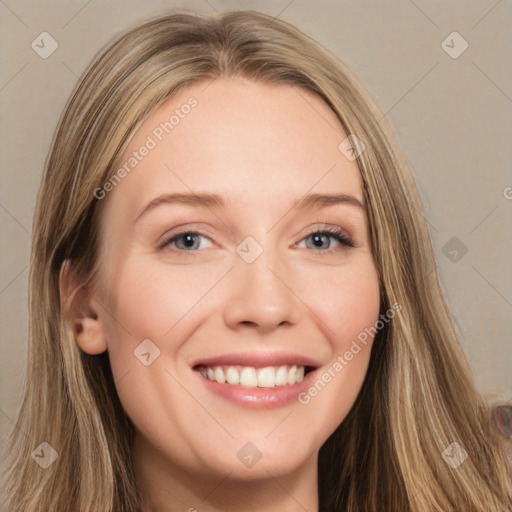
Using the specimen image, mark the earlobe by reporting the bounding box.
[72,312,108,355]
[59,259,108,355]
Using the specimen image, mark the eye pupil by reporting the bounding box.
[312,234,328,248]
[182,234,196,247]
[166,229,349,253]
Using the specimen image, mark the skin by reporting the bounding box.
[62,77,381,512]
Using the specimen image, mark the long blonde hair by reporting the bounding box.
[2,10,510,512]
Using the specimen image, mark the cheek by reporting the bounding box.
[105,252,380,371]
[334,269,380,350]
[107,258,216,335]
[329,260,380,385]
[303,257,381,348]
[100,256,229,370]
[296,258,380,425]
[99,258,224,431]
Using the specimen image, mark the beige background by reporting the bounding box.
[1,0,511,447]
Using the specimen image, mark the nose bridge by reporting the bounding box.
[222,238,301,331]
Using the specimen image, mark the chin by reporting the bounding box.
[197,434,319,480]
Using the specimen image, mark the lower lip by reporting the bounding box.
[195,369,317,409]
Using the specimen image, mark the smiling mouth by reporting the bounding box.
[195,364,314,389]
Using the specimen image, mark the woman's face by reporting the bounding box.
[91,77,380,482]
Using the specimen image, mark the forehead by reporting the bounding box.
[103,77,363,217]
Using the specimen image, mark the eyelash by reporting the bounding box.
[297,226,355,254]
[159,226,355,256]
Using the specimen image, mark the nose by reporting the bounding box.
[222,249,302,334]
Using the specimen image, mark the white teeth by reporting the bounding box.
[275,365,288,386]
[240,367,258,388]
[257,367,275,388]
[226,366,240,385]
[214,367,225,384]
[287,365,297,385]
[199,364,308,388]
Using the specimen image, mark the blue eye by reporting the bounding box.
[301,227,355,253]
[160,227,355,255]
[160,231,212,251]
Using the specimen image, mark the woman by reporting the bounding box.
[1,10,510,512]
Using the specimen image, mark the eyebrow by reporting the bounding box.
[135,191,364,223]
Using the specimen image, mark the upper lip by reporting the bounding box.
[191,351,321,369]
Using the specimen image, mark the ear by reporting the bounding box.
[59,259,108,355]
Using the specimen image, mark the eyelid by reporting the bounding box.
[157,223,216,247]
[296,225,355,251]
[159,223,356,256]
[158,230,213,251]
